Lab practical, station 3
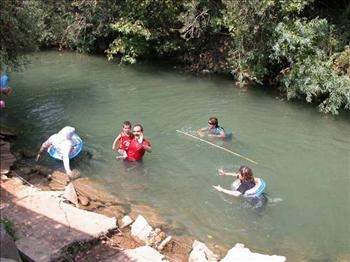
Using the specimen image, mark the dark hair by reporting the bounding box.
[133,124,143,132]
[238,166,254,182]
[123,121,132,127]
[208,117,218,128]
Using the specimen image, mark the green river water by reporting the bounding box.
[5,51,350,261]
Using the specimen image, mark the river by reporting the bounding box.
[6,51,350,261]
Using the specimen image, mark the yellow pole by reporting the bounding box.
[176,130,258,165]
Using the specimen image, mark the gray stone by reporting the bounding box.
[131,215,153,243]
[63,182,78,206]
[119,215,133,229]
[220,243,286,262]
[189,240,219,262]
[0,224,22,262]
[78,195,90,206]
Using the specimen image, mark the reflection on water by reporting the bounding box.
[7,51,350,261]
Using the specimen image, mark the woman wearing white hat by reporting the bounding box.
[36,126,82,178]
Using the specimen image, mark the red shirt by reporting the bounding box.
[119,134,133,151]
[126,138,151,161]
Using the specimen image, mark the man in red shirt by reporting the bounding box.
[125,124,152,161]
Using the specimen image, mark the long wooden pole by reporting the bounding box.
[176,130,258,165]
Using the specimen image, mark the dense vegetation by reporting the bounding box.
[1,0,349,114]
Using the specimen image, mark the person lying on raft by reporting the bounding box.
[213,166,262,197]
[197,117,226,138]
[36,126,78,178]
[112,121,133,159]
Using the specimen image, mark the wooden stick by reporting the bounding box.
[176,130,258,164]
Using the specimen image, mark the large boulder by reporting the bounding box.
[220,243,286,262]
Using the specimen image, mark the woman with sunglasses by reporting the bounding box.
[197,117,226,138]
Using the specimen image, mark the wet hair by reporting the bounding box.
[123,121,132,128]
[208,117,219,128]
[133,124,143,132]
[238,166,254,182]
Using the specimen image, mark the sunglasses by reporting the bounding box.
[208,122,215,125]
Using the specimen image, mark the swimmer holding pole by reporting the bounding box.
[176,129,258,165]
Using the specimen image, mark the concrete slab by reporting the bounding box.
[1,179,117,262]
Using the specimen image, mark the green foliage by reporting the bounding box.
[271,18,350,114]
[106,0,183,63]
[0,1,42,70]
[1,0,349,113]
[0,218,16,239]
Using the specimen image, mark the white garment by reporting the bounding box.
[44,126,76,173]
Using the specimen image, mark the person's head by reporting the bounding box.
[59,126,75,139]
[122,121,132,134]
[237,166,254,182]
[208,117,219,128]
[132,124,143,138]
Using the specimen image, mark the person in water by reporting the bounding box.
[112,121,133,159]
[0,68,13,96]
[124,124,151,161]
[36,126,79,178]
[197,117,226,138]
[213,166,262,197]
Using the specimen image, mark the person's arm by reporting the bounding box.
[218,168,238,177]
[143,139,152,153]
[61,145,73,176]
[36,139,52,161]
[197,127,208,137]
[213,185,242,197]
[112,134,122,151]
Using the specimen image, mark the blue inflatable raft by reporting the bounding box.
[48,134,83,160]
[231,178,266,198]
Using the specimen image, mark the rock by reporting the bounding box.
[1,174,9,180]
[68,169,81,180]
[119,215,133,229]
[0,224,22,262]
[109,246,166,262]
[131,215,153,243]
[189,240,219,262]
[157,235,172,251]
[146,228,162,246]
[33,165,52,176]
[18,149,37,159]
[220,243,286,262]
[63,182,79,206]
[78,195,90,206]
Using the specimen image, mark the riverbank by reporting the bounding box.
[0,120,286,261]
